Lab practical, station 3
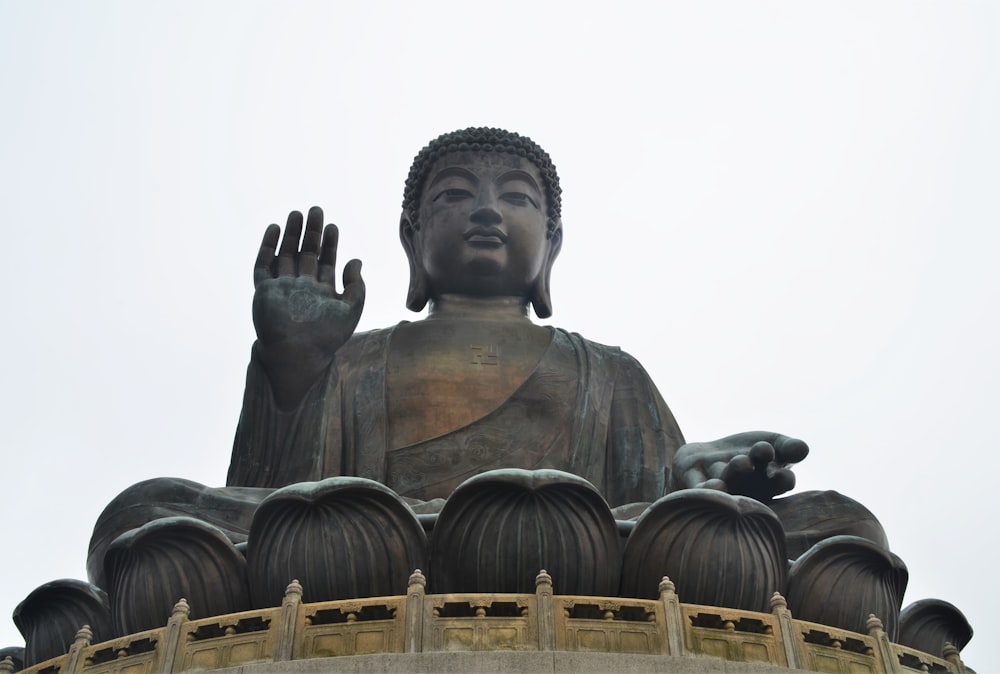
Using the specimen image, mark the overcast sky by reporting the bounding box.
[1,1,997,667]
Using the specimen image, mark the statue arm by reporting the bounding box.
[606,350,686,505]
[227,339,342,487]
[228,206,366,488]
[602,348,808,504]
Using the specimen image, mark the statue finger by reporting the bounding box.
[299,208,324,277]
[302,207,324,252]
[253,224,281,285]
[279,211,304,254]
[317,224,340,284]
[341,259,365,309]
[299,251,318,278]
[681,467,708,490]
[765,465,796,495]
[701,478,728,492]
[749,441,775,465]
[706,460,729,481]
[721,454,753,483]
[276,211,303,276]
[774,436,809,465]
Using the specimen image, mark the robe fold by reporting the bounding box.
[90,329,890,591]
[228,326,686,507]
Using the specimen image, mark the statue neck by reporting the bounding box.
[426,294,532,322]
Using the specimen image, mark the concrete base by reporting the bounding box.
[211,652,800,673]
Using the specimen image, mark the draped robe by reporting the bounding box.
[89,326,888,589]
[228,326,686,507]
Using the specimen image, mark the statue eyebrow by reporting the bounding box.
[496,170,541,193]
[427,166,478,189]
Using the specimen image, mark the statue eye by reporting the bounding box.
[434,188,473,203]
[500,192,538,208]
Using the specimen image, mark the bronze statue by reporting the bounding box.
[10,128,971,668]
[228,128,807,504]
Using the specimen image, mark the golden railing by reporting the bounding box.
[5,571,969,674]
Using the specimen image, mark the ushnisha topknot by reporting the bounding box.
[402,127,562,234]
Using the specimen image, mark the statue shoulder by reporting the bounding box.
[552,328,648,372]
[335,324,403,362]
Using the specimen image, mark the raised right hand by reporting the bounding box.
[252,206,364,405]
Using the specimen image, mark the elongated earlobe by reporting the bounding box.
[400,212,429,312]
[530,220,562,319]
[406,268,429,312]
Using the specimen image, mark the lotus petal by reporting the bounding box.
[620,489,787,611]
[246,477,427,606]
[899,598,973,656]
[769,490,890,560]
[430,469,620,595]
[787,535,908,640]
[13,579,112,667]
[104,516,250,635]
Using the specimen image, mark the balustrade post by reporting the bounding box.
[404,569,426,653]
[769,592,802,669]
[63,625,93,674]
[866,614,902,674]
[535,570,556,651]
[273,580,303,662]
[0,656,14,674]
[658,577,685,657]
[942,642,967,674]
[157,598,190,674]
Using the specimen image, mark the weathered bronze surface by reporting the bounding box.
[4,128,974,670]
[898,599,974,658]
[621,489,787,612]
[428,470,621,596]
[104,516,251,636]
[224,129,810,504]
[245,477,427,606]
[12,580,111,668]
[786,535,908,640]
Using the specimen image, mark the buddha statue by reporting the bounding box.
[14,128,962,668]
[86,127,867,592]
[226,127,807,505]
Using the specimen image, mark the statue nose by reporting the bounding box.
[470,191,502,226]
[470,205,502,225]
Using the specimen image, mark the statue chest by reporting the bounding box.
[385,320,553,449]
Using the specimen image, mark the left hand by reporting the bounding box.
[670,431,809,502]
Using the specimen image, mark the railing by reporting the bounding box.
[3,571,969,674]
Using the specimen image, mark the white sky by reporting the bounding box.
[1,1,997,667]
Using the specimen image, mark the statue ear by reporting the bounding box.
[400,211,429,312]
[530,218,563,319]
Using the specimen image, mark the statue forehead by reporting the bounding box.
[423,151,544,186]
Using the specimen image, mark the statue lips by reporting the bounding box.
[464,226,507,248]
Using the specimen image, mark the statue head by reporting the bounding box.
[400,128,563,318]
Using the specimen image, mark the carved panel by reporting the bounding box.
[681,605,785,665]
[894,643,955,674]
[426,595,535,652]
[555,596,664,655]
[180,631,271,670]
[795,621,881,674]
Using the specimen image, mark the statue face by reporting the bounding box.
[411,151,551,300]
